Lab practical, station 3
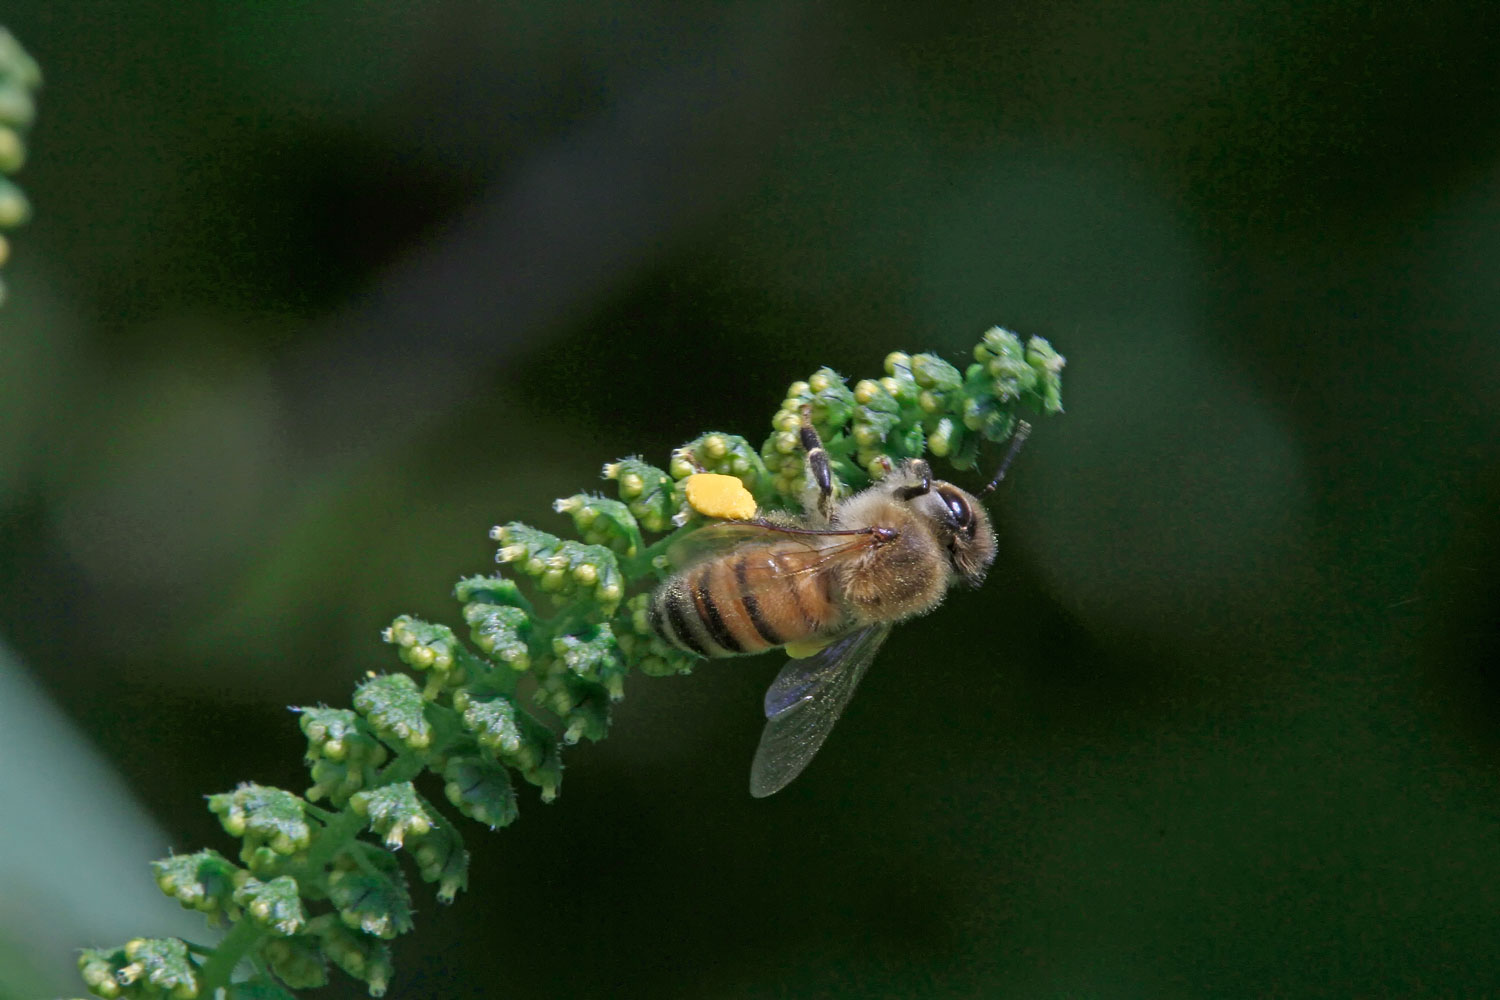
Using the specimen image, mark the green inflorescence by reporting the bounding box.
[80,326,1062,998]
[0,28,38,306]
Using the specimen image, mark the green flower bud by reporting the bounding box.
[308,914,393,997]
[1026,335,1067,413]
[461,602,531,671]
[382,616,464,693]
[498,537,625,612]
[602,457,676,533]
[456,693,523,755]
[852,422,884,450]
[121,937,198,998]
[0,31,36,307]
[534,671,576,715]
[297,707,385,769]
[207,784,312,871]
[233,875,306,936]
[795,367,857,430]
[152,850,241,921]
[522,735,563,804]
[552,494,641,556]
[961,391,988,432]
[910,352,963,392]
[454,574,528,608]
[262,934,329,990]
[617,596,698,676]
[350,782,433,849]
[493,522,562,570]
[927,416,961,458]
[306,755,370,807]
[975,326,1040,403]
[0,176,27,229]
[0,29,41,101]
[79,948,125,998]
[443,755,519,829]
[975,325,1025,363]
[564,688,611,744]
[328,852,413,939]
[949,424,982,470]
[0,127,22,174]
[410,823,469,904]
[0,87,32,132]
[297,707,390,809]
[353,673,433,751]
[892,422,926,458]
[551,624,625,691]
[959,381,1018,441]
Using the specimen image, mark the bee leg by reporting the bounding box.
[798,405,835,524]
[894,459,931,501]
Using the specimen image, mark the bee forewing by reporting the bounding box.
[749,624,893,797]
[667,521,881,593]
[663,520,808,572]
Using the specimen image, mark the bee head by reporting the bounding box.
[888,460,998,587]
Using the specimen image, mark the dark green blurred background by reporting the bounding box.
[3,3,1499,997]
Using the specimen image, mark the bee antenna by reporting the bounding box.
[978,421,1032,497]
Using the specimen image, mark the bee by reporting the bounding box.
[649,408,1029,797]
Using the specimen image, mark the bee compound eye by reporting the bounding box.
[939,488,973,531]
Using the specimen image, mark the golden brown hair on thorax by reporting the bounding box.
[648,407,1020,797]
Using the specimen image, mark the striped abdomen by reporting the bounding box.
[649,543,843,657]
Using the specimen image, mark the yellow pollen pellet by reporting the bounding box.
[682,473,757,520]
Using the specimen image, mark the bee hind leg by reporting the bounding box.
[798,405,835,524]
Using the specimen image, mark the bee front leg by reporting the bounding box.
[894,460,931,501]
[798,405,835,525]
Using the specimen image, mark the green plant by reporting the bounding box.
[0,29,1065,996]
[75,329,1063,997]
[0,27,39,305]
[75,328,1062,998]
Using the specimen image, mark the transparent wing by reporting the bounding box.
[664,519,803,571]
[749,623,893,798]
[665,520,884,596]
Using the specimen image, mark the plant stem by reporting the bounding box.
[196,916,265,993]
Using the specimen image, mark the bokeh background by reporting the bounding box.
[3,3,1500,997]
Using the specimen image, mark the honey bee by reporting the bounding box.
[649,409,1029,797]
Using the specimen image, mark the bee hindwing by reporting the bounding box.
[749,624,893,798]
